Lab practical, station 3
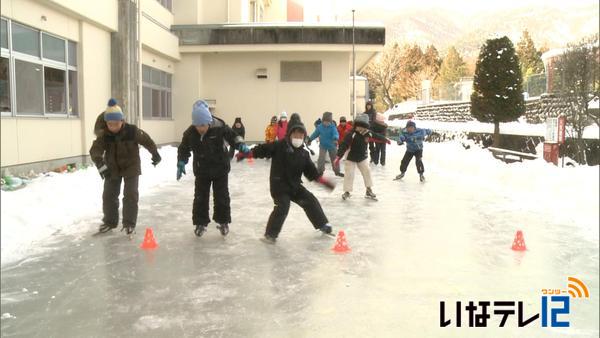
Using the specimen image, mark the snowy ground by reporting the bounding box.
[1,141,599,337]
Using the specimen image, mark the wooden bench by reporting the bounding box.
[487,147,539,163]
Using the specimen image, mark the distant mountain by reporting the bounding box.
[357,3,599,58]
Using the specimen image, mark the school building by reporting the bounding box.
[0,0,384,175]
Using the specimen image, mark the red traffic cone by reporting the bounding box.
[511,230,526,251]
[140,228,158,250]
[332,230,351,253]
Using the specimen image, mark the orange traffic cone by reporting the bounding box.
[511,230,526,251]
[140,228,158,250]
[332,230,351,253]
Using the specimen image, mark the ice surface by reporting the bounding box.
[1,142,598,337]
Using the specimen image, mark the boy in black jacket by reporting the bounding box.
[237,113,335,243]
[335,113,389,200]
[177,100,250,237]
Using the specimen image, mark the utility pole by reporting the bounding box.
[352,9,356,119]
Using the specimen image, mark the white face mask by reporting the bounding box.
[291,138,304,148]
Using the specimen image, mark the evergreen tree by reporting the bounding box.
[438,46,467,85]
[471,36,525,146]
[516,30,545,78]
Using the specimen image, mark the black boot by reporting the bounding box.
[98,224,117,233]
[217,223,229,236]
[194,224,207,237]
[121,225,135,235]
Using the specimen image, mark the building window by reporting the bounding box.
[42,33,66,62]
[12,22,40,57]
[142,65,172,119]
[15,59,44,114]
[1,18,8,49]
[68,70,78,115]
[156,0,172,11]
[280,61,322,82]
[0,57,9,112]
[1,18,78,117]
[44,66,66,113]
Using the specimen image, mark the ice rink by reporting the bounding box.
[1,142,598,337]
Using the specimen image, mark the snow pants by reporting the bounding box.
[266,186,328,238]
[343,159,373,192]
[193,174,231,226]
[372,142,387,165]
[400,149,424,174]
[317,147,340,175]
[103,175,139,227]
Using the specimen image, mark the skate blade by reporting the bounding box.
[364,196,378,201]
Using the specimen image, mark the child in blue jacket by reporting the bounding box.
[308,112,342,177]
[395,121,432,182]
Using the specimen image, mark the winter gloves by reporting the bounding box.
[316,176,336,191]
[97,164,110,180]
[177,160,186,180]
[152,153,162,166]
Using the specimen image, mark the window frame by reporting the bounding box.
[142,64,173,120]
[0,17,78,118]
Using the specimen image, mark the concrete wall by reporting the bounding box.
[189,51,350,141]
[172,54,203,138]
[263,0,287,22]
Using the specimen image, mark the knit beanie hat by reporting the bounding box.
[104,98,124,121]
[270,116,277,123]
[406,120,416,129]
[234,117,242,124]
[192,100,212,126]
[322,111,333,122]
[354,113,370,128]
[339,116,347,123]
[280,111,288,119]
[286,113,306,138]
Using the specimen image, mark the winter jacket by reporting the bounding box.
[337,123,353,145]
[232,125,245,139]
[309,123,339,151]
[252,140,320,196]
[275,120,288,141]
[265,124,277,143]
[371,120,388,138]
[177,117,245,178]
[94,112,107,137]
[337,129,386,163]
[89,123,159,178]
[398,128,432,152]
[364,107,377,123]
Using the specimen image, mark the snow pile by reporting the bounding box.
[0,146,180,266]
[388,118,600,139]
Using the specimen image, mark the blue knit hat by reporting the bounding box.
[192,100,212,126]
[104,98,124,121]
[406,120,416,129]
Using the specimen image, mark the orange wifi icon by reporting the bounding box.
[567,277,589,298]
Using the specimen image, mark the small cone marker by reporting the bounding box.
[140,228,158,250]
[511,230,526,251]
[332,230,351,253]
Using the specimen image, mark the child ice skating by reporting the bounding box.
[265,116,278,143]
[177,100,251,237]
[308,111,342,177]
[229,117,246,159]
[89,100,161,235]
[275,112,288,141]
[370,113,388,166]
[395,120,432,182]
[336,116,353,145]
[335,113,388,201]
[237,113,336,243]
